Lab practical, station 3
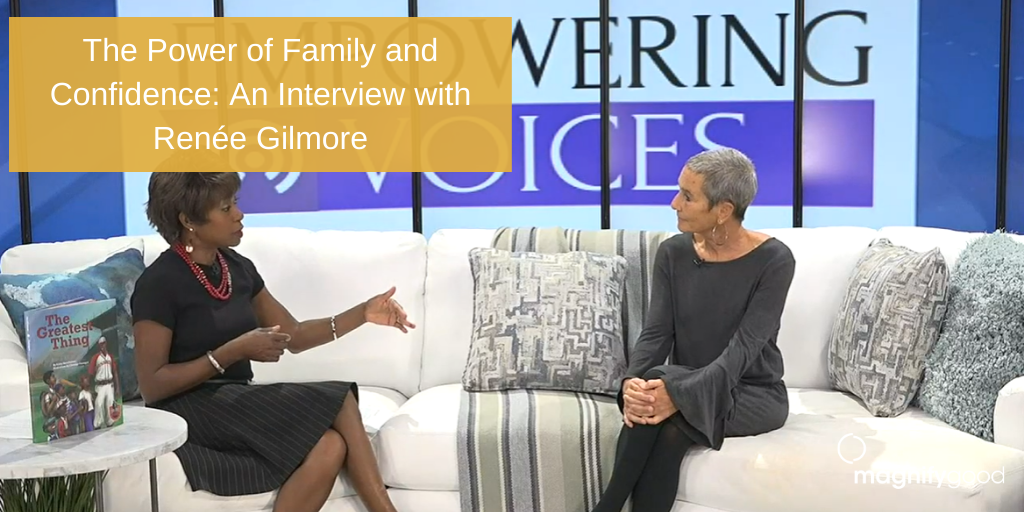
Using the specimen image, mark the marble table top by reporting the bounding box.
[0,405,187,479]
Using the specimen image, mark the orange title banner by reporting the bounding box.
[9,17,512,173]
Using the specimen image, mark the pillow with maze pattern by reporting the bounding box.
[827,238,949,417]
[462,248,628,396]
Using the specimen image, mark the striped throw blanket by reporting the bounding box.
[457,226,672,512]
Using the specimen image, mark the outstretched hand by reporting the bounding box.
[364,286,416,333]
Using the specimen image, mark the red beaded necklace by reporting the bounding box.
[172,243,232,300]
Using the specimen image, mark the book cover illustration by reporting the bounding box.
[25,298,125,443]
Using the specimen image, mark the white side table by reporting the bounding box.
[0,405,187,512]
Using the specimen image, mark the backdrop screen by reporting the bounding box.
[5,0,981,246]
[122,0,917,238]
[123,0,414,236]
[610,0,918,231]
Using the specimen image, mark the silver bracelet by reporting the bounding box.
[330,314,338,339]
[207,351,226,374]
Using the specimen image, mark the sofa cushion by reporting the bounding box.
[377,384,462,491]
[387,490,462,512]
[760,227,881,389]
[376,386,1024,512]
[874,227,1024,269]
[102,386,405,512]
[874,226,985,270]
[463,248,628,395]
[678,388,1024,512]
[421,229,498,391]
[0,235,168,412]
[356,386,408,435]
[827,238,949,417]
[995,376,1024,451]
[0,227,428,404]
[0,241,146,401]
[0,319,29,414]
[226,228,427,399]
[917,233,1024,442]
[0,234,168,274]
[424,227,881,393]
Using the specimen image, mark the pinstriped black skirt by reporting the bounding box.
[150,380,357,496]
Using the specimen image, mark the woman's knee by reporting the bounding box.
[312,428,347,468]
[642,367,667,380]
[652,421,691,453]
[341,389,362,420]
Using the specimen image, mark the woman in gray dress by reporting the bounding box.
[592,147,797,512]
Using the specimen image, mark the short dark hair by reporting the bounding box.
[145,151,242,244]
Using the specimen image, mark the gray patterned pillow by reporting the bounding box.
[463,248,628,396]
[827,238,949,417]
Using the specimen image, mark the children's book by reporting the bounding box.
[24,298,125,443]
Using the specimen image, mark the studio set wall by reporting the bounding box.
[3,0,1023,257]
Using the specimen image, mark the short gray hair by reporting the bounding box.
[684,147,758,220]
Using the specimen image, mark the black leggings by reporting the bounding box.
[591,416,695,512]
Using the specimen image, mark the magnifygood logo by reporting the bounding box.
[838,434,1005,489]
[837,433,867,464]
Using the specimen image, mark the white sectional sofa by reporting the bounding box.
[1,225,1023,512]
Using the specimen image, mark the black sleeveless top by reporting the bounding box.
[130,247,265,384]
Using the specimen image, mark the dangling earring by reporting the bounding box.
[185,227,195,254]
[712,223,729,246]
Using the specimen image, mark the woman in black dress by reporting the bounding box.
[130,152,414,512]
[592,147,797,512]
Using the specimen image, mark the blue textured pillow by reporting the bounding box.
[917,233,1024,441]
[0,246,146,402]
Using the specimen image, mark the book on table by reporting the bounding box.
[24,298,125,443]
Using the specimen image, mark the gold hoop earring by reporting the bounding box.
[712,223,729,246]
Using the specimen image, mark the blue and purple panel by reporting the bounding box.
[237,99,873,213]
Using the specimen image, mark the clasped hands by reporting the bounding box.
[622,377,677,427]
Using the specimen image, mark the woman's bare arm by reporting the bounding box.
[133,320,246,404]
[250,288,367,354]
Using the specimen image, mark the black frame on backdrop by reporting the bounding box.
[792,0,805,228]
[407,0,423,234]
[9,0,1016,242]
[599,0,612,229]
[997,0,1014,233]
[10,0,33,245]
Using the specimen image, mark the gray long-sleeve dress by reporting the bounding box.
[620,232,797,451]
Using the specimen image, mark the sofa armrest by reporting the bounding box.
[0,319,29,414]
[994,375,1024,452]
